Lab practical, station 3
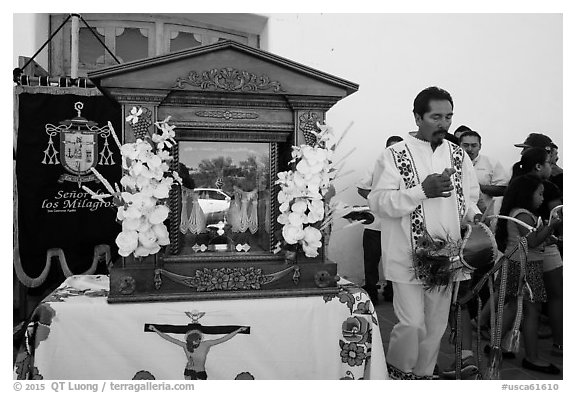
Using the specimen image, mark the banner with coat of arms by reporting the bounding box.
[15,91,122,290]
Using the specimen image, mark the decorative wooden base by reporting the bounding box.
[108,261,339,303]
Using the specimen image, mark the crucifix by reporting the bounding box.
[145,310,250,380]
[144,310,250,335]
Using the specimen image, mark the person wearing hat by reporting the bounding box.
[514,133,554,154]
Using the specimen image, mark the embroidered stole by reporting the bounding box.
[389,142,465,254]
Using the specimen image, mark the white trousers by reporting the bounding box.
[387,282,453,377]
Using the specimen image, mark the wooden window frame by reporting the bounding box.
[49,13,263,77]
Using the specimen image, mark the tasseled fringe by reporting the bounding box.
[502,328,521,353]
[503,273,525,353]
[448,304,458,345]
[449,282,460,345]
[16,75,95,88]
[483,346,503,380]
[475,295,484,379]
[454,304,464,379]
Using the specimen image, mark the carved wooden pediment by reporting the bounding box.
[88,40,358,98]
[173,67,285,92]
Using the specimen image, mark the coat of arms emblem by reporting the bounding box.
[42,102,115,187]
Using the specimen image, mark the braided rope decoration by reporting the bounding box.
[485,247,511,380]
[475,295,483,377]
[488,275,496,344]
[452,239,527,379]
[503,239,528,353]
[455,299,463,377]
[168,143,180,254]
[269,143,278,251]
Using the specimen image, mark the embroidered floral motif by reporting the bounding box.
[391,148,418,188]
[323,285,377,378]
[323,293,337,303]
[324,286,379,324]
[390,146,425,250]
[335,290,357,313]
[411,206,425,238]
[339,341,368,367]
[391,143,465,261]
[44,287,108,302]
[354,300,379,325]
[342,316,371,343]
[449,143,466,223]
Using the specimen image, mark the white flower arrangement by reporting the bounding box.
[275,122,353,258]
[83,108,181,258]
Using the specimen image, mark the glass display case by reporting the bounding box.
[175,141,272,255]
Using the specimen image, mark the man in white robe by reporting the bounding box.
[368,87,481,379]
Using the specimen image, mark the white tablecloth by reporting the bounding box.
[15,275,388,380]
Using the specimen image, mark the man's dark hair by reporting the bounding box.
[386,135,403,147]
[413,86,453,118]
[459,130,482,144]
[453,125,472,137]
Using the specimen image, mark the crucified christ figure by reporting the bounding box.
[149,325,248,380]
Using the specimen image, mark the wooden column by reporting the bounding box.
[70,15,79,80]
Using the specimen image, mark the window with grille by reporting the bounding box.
[49,14,264,77]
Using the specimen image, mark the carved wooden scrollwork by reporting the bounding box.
[156,265,298,291]
[195,110,259,120]
[168,143,180,255]
[174,67,285,92]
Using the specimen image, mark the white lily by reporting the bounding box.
[125,106,143,125]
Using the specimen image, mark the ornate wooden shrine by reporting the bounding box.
[88,40,358,302]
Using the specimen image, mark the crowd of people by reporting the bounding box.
[357,87,563,380]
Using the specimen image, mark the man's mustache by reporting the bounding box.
[433,129,447,137]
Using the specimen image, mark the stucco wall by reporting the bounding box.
[13,13,50,70]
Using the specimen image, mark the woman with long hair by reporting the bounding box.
[494,174,561,374]
[510,148,563,358]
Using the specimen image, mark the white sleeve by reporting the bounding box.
[491,159,510,186]
[368,149,427,218]
[356,168,374,190]
[463,153,482,221]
